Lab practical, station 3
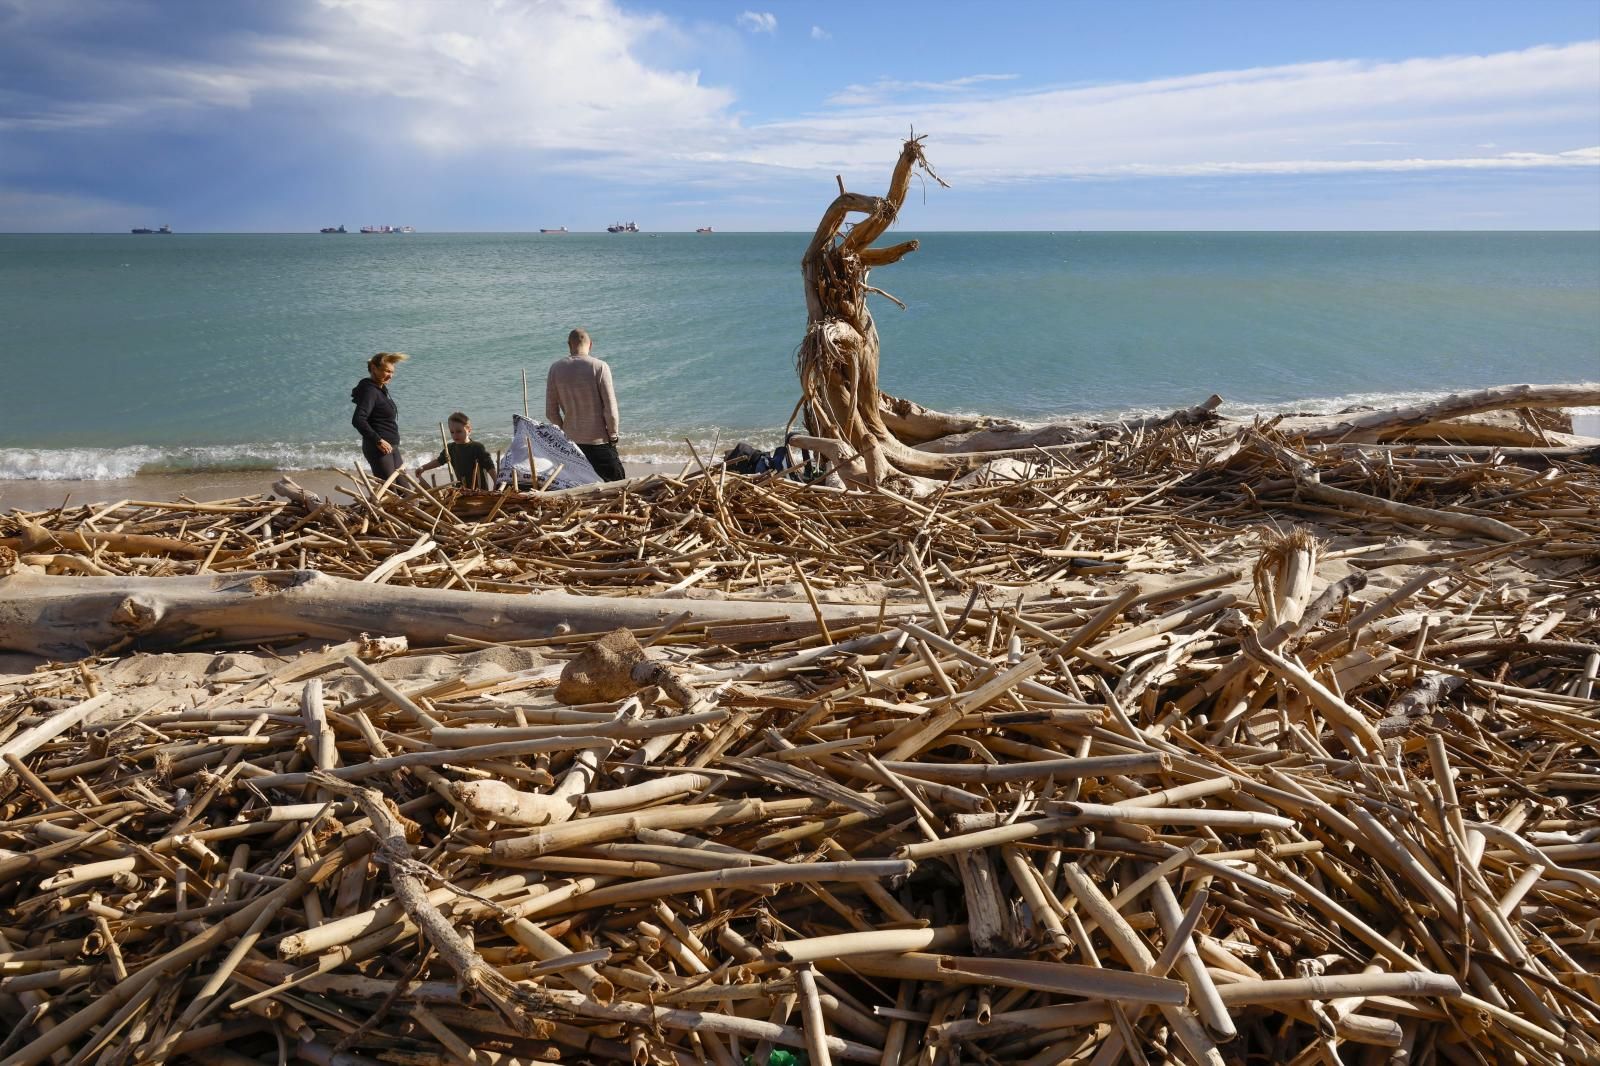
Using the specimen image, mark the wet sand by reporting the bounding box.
[0,461,682,514]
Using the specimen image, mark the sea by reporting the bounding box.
[1,231,1597,481]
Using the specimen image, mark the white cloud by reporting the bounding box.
[5,7,1596,195]
[827,73,1019,107]
[1085,147,1600,178]
[810,25,829,41]
[750,42,1600,184]
[736,11,776,34]
[2,0,739,157]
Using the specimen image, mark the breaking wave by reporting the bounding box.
[0,443,360,481]
[1012,383,1600,429]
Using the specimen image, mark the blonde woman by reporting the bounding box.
[351,351,408,477]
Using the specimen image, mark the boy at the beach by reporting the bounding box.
[417,412,496,489]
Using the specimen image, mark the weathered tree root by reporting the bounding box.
[554,627,699,708]
[797,135,971,485]
[877,392,1022,445]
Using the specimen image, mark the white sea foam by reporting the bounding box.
[0,443,359,481]
[1064,383,1600,426]
[6,381,1597,482]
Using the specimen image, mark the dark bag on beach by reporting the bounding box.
[754,444,793,475]
[723,442,763,474]
[723,441,795,476]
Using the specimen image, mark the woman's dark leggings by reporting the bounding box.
[363,442,404,479]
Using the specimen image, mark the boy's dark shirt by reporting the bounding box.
[433,440,496,488]
[351,379,399,447]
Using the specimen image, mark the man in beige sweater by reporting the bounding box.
[545,327,626,481]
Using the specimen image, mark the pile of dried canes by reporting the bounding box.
[1,468,1597,1063]
[2,421,1597,598]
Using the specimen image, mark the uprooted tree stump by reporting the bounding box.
[795,136,1221,489]
[794,138,1600,491]
[794,137,1222,487]
[797,135,990,486]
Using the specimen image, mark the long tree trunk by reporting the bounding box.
[911,387,1598,455]
[1281,384,1600,443]
[916,396,1226,454]
[0,570,889,659]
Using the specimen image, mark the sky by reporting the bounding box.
[1,0,1597,231]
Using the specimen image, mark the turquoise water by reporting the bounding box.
[1,231,1596,478]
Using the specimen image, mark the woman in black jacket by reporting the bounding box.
[351,352,407,477]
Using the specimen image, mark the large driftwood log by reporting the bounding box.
[1278,384,1600,443]
[0,570,894,659]
[917,396,1225,454]
[1318,441,1600,461]
[916,386,1597,456]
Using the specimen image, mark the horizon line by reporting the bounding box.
[6,227,1600,236]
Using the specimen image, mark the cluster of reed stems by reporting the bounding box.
[6,422,1595,599]
[1,508,1596,1062]
[1,417,1597,1062]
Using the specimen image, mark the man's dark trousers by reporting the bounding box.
[579,442,627,482]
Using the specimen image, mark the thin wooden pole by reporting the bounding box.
[438,422,457,487]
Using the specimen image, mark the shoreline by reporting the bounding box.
[0,460,682,514]
[4,410,1597,515]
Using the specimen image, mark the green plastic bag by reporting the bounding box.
[743,1052,806,1066]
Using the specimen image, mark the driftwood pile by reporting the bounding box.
[3,418,1597,597]
[1,416,1598,1063]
